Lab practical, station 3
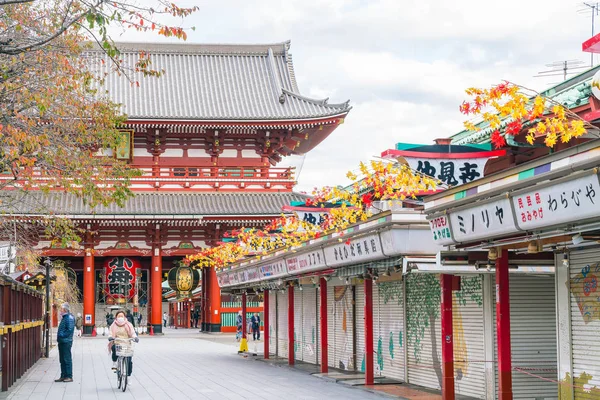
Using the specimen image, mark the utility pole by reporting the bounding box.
[43,259,52,358]
[581,2,600,67]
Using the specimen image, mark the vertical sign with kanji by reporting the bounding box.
[512,174,600,230]
[450,198,517,242]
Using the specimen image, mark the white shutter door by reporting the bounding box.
[277,291,288,359]
[302,287,318,365]
[269,291,277,356]
[375,280,405,382]
[406,273,443,390]
[569,249,600,400]
[327,284,335,368]
[493,274,558,399]
[294,289,303,362]
[356,284,365,373]
[452,275,485,399]
[332,284,354,370]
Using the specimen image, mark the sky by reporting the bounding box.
[114,0,597,192]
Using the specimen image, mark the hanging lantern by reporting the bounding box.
[167,264,200,299]
[104,256,139,303]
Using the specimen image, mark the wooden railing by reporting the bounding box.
[1,275,44,392]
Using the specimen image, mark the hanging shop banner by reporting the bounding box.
[286,249,326,275]
[512,174,600,231]
[324,233,383,267]
[450,198,517,242]
[104,256,139,300]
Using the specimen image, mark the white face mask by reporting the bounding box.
[117,317,125,324]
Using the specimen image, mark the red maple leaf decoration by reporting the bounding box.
[345,238,351,245]
[491,130,506,149]
[505,121,522,137]
[361,193,374,208]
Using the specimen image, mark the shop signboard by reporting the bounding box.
[257,260,288,280]
[286,249,326,275]
[428,214,455,245]
[450,198,517,242]
[512,174,600,230]
[324,233,383,267]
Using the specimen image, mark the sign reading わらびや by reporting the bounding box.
[512,174,600,230]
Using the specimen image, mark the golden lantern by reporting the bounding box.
[167,265,200,299]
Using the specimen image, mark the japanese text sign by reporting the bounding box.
[406,157,488,186]
[324,233,382,267]
[258,261,287,279]
[450,198,517,242]
[286,249,326,275]
[512,174,600,230]
[428,215,454,245]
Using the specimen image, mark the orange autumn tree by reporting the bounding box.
[188,160,438,270]
[459,81,594,148]
[0,0,197,262]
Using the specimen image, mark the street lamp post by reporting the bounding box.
[43,259,52,358]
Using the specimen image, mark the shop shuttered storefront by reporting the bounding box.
[269,291,277,356]
[329,284,355,370]
[302,288,318,365]
[277,291,288,359]
[374,280,405,382]
[356,285,365,373]
[405,274,486,399]
[570,248,600,400]
[494,274,558,399]
[294,289,303,362]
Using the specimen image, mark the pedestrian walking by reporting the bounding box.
[163,312,167,328]
[55,303,75,383]
[75,313,83,337]
[137,312,142,327]
[251,312,261,341]
[193,309,199,328]
[126,309,135,327]
[235,310,243,341]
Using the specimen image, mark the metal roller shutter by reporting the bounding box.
[406,273,443,390]
[327,284,335,368]
[269,291,277,356]
[493,274,558,399]
[356,284,365,373]
[569,248,600,400]
[302,287,318,365]
[452,275,485,399]
[294,289,303,362]
[374,279,405,382]
[277,291,288,359]
[332,283,354,370]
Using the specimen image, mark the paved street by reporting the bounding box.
[1,330,385,400]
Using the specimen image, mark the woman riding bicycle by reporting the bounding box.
[108,310,138,374]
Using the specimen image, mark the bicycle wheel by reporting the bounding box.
[117,358,123,389]
[121,358,128,392]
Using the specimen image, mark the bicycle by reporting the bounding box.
[111,337,136,392]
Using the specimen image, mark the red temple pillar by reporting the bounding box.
[288,285,294,365]
[242,292,247,339]
[320,277,328,373]
[364,276,374,385]
[151,225,163,334]
[208,267,221,332]
[264,289,269,359]
[82,230,95,335]
[496,249,513,399]
[441,274,455,400]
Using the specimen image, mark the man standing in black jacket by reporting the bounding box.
[55,303,75,382]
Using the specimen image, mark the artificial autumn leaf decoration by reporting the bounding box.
[460,81,594,149]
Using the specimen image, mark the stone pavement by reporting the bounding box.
[0,329,387,400]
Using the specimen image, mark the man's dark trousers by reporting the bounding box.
[58,342,73,379]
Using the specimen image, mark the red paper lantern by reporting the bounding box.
[104,256,139,300]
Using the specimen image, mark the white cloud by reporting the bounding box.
[110,0,598,191]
